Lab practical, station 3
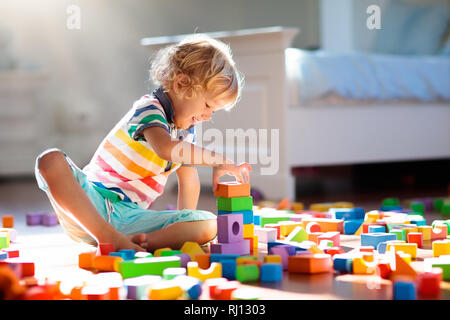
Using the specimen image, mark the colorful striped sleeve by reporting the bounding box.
[127,104,169,142]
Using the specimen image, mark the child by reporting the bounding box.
[35,34,251,253]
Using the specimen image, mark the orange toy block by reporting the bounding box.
[78,252,96,270]
[287,254,332,274]
[308,232,324,244]
[92,255,123,272]
[276,198,291,210]
[305,222,321,233]
[390,252,417,281]
[2,215,14,228]
[301,218,344,233]
[194,254,210,270]
[407,232,423,248]
[214,182,251,198]
[352,257,376,274]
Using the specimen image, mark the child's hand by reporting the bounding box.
[212,162,252,191]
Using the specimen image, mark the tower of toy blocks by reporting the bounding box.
[211,182,256,255]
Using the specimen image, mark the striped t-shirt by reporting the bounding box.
[83,87,196,209]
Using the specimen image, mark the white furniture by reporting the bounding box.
[141,27,450,200]
[0,71,47,176]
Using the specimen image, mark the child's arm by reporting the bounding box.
[175,165,200,210]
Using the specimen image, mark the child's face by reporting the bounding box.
[168,80,234,129]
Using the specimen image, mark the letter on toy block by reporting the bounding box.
[285,226,308,243]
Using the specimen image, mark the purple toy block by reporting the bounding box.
[176,253,191,268]
[269,246,290,270]
[42,214,58,226]
[210,239,250,255]
[26,212,45,226]
[217,214,243,243]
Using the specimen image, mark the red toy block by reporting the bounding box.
[215,280,240,300]
[359,246,375,253]
[214,182,251,198]
[323,247,344,257]
[98,243,114,256]
[1,215,14,228]
[431,225,447,241]
[417,268,442,296]
[205,277,228,299]
[407,232,423,248]
[244,237,254,254]
[2,248,19,258]
[1,258,35,278]
[306,222,321,233]
[81,286,110,300]
[377,261,392,279]
[287,254,332,274]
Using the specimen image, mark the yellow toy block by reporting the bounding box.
[147,280,183,300]
[264,255,282,264]
[253,235,258,250]
[352,257,376,274]
[243,224,254,238]
[187,261,222,282]
[332,202,354,208]
[309,203,333,212]
[417,226,432,241]
[279,222,302,237]
[309,244,325,254]
[386,243,417,259]
[432,240,450,257]
[400,227,418,238]
[292,202,304,212]
[154,248,172,257]
[180,241,205,260]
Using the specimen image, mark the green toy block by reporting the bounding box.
[0,234,8,249]
[410,202,425,214]
[442,204,450,216]
[433,198,444,212]
[386,223,407,233]
[236,264,260,283]
[432,262,450,281]
[285,226,308,243]
[134,251,153,259]
[118,256,181,279]
[382,198,399,206]
[260,216,291,227]
[161,250,182,257]
[390,229,406,241]
[217,196,253,211]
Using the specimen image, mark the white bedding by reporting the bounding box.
[286,48,450,106]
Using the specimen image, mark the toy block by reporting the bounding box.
[352,257,376,275]
[417,225,432,240]
[264,224,281,239]
[243,223,254,238]
[305,222,321,233]
[318,240,334,250]
[2,249,19,259]
[332,201,354,209]
[26,212,44,226]
[109,252,126,260]
[386,243,418,259]
[324,247,344,257]
[390,252,417,281]
[432,240,450,257]
[426,257,450,280]
[433,220,450,235]
[390,229,406,241]
[210,239,250,255]
[359,246,374,253]
[80,286,110,300]
[214,182,251,198]
[173,275,202,300]
[210,253,240,263]
[179,241,204,260]
[217,196,253,212]
[93,255,123,272]
[220,259,237,280]
[278,221,302,237]
[407,232,423,248]
[134,251,153,259]
[118,256,181,279]
[194,254,210,269]
[42,213,58,226]
[236,256,258,265]
[361,233,397,248]
[276,198,291,210]
[217,213,243,243]
[187,261,222,282]
[0,252,7,260]
[268,246,289,270]
[331,208,365,220]
[161,250,182,257]
[215,280,240,300]
[362,222,386,233]
[285,226,308,243]
[368,225,385,233]
[393,281,416,300]
[1,258,35,278]
[431,224,448,240]
[0,234,9,249]
[264,255,282,264]
[361,252,374,262]
[2,215,14,228]
[292,202,304,212]
[410,201,425,214]
[308,232,324,244]
[288,254,332,274]
[309,203,333,212]
[98,243,114,256]
[236,264,259,283]
[172,253,189,268]
[377,261,392,279]
[416,268,442,297]
[301,218,344,233]
[118,249,135,260]
[205,277,229,299]
[382,197,400,207]
[333,256,353,273]
[163,267,186,280]
[147,280,183,300]
[259,216,291,227]
[154,247,172,257]
[343,220,364,235]
[317,231,340,247]
[219,210,253,224]
[123,275,162,300]
[260,263,282,282]
[78,251,96,269]
[0,228,16,243]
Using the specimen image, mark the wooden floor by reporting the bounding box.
[0,177,449,300]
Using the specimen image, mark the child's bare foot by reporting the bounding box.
[126,233,148,251]
[97,232,147,254]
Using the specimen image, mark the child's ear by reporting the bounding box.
[173,74,190,97]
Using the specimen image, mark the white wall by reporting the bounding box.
[0,0,319,168]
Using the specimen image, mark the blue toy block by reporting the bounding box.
[377,241,388,254]
[380,205,403,211]
[368,225,386,233]
[260,263,282,282]
[221,259,237,280]
[333,257,353,273]
[186,283,202,300]
[210,254,240,263]
[410,220,426,226]
[218,210,254,224]
[0,251,7,260]
[253,214,261,226]
[344,220,364,234]
[361,233,397,248]
[332,208,365,220]
[267,240,310,253]
[393,281,416,300]
[119,249,136,260]
[110,252,127,259]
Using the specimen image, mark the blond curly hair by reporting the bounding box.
[150,34,244,110]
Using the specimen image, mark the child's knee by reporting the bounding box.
[197,219,217,244]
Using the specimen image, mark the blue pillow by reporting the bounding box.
[373,0,450,55]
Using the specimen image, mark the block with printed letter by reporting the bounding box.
[217,214,243,243]
[214,182,251,198]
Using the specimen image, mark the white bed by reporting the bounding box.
[141,27,450,200]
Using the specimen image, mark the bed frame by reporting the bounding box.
[141,26,450,200]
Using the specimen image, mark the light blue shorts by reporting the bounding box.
[35,148,217,245]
